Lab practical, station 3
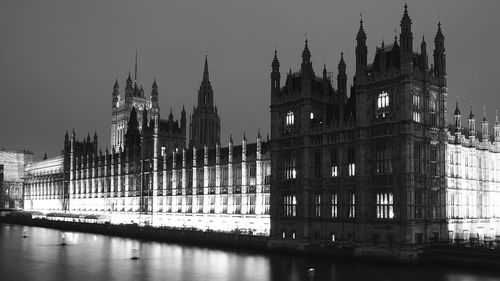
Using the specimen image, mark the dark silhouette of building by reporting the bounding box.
[270,4,448,252]
[189,56,221,148]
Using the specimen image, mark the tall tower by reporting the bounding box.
[400,3,413,72]
[189,55,221,148]
[355,18,367,79]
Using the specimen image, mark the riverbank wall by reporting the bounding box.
[3,216,500,268]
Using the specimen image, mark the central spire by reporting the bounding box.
[203,54,210,83]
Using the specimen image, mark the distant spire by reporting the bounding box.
[243,131,247,141]
[483,105,487,122]
[203,54,209,82]
[468,102,474,119]
[496,109,499,125]
[134,50,138,82]
[302,37,311,62]
[152,77,158,89]
[257,128,261,139]
[454,97,461,116]
[114,78,119,89]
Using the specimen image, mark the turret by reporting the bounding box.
[494,110,500,142]
[181,105,186,129]
[112,79,119,108]
[337,52,347,104]
[400,3,413,71]
[468,104,476,138]
[271,49,280,95]
[125,72,133,99]
[301,39,314,77]
[151,78,159,109]
[482,106,489,141]
[420,35,428,71]
[434,22,446,78]
[355,18,367,77]
[454,99,461,130]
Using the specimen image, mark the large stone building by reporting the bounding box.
[18,4,500,252]
[269,5,449,251]
[0,148,33,208]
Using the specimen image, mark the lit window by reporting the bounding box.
[282,232,286,238]
[331,166,338,177]
[413,94,420,108]
[376,192,394,219]
[413,111,421,123]
[348,192,356,218]
[314,194,321,217]
[331,234,336,242]
[283,151,297,179]
[284,195,297,216]
[310,112,314,119]
[331,149,338,177]
[292,232,296,239]
[348,163,356,176]
[331,193,338,218]
[285,111,295,126]
[377,91,389,110]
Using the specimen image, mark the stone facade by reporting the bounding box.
[269,5,449,250]
[0,148,33,208]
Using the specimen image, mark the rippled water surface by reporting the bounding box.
[1,224,499,281]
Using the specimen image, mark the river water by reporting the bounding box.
[1,224,499,281]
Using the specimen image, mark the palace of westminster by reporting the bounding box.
[4,5,500,251]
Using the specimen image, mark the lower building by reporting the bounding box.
[24,120,271,234]
[0,148,33,209]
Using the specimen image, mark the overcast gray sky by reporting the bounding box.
[1,0,499,159]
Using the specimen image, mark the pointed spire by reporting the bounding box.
[272,48,280,70]
[483,105,488,122]
[114,78,119,89]
[152,77,158,89]
[338,51,346,70]
[469,102,475,119]
[496,109,499,125]
[127,72,132,83]
[134,50,138,82]
[302,37,311,62]
[257,128,261,139]
[454,97,461,116]
[243,131,247,141]
[203,54,209,82]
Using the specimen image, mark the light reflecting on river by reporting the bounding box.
[1,224,500,281]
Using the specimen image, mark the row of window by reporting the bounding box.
[283,192,394,219]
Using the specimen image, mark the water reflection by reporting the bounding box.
[1,224,499,281]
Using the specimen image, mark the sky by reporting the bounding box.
[1,0,499,159]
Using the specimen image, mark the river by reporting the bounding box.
[1,224,499,281]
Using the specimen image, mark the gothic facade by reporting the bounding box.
[445,103,500,242]
[269,5,449,251]
[111,73,186,153]
[18,4,500,252]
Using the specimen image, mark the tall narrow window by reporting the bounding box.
[284,194,297,216]
[430,146,437,177]
[331,149,338,177]
[314,194,321,217]
[348,147,356,176]
[375,143,392,174]
[415,190,423,219]
[376,192,394,219]
[376,91,390,118]
[413,94,421,123]
[285,111,295,126]
[331,193,338,218]
[348,192,356,218]
[429,97,437,127]
[283,151,297,179]
[314,149,322,178]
